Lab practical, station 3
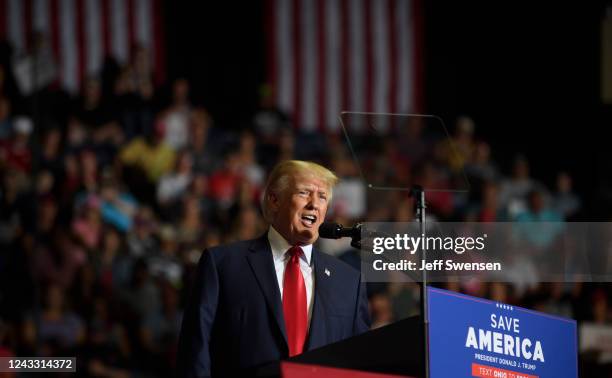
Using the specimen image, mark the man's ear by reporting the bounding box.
[268,191,279,212]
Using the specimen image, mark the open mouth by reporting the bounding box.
[301,214,317,227]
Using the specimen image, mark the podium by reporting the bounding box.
[288,315,423,377]
[254,315,423,377]
[257,288,578,378]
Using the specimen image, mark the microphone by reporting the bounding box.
[318,222,362,239]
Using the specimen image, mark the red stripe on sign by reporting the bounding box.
[340,0,349,113]
[0,0,6,41]
[127,0,135,57]
[411,0,424,113]
[152,0,166,85]
[292,0,302,129]
[76,0,86,89]
[265,0,276,98]
[50,0,61,87]
[471,363,539,378]
[364,0,373,112]
[101,0,111,57]
[316,0,326,131]
[23,0,32,51]
[388,0,398,129]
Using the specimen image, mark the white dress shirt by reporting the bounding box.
[267,226,315,328]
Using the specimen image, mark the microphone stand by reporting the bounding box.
[348,186,429,378]
[410,185,429,378]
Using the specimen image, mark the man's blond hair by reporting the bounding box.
[261,160,338,223]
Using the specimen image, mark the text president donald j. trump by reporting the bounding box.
[177,160,371,377]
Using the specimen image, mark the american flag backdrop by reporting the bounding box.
[0,0,165,94]
[266,0,423,132]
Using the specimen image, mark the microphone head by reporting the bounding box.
[318,222,343,239]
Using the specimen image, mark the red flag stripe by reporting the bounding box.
[127,0,135,57]
[101,0,111,58]
[76,0,86,88]
[50,0,60,87]
[348,0,365,121]
[292,0,302,130]
[152,0,165,85]
[411,0,424,113]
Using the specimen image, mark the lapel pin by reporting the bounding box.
[324,268,331,277]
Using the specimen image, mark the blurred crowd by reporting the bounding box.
[0,45,609,377]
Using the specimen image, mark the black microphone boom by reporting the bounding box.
[318,222,362,240]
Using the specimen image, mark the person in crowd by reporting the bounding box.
[499,155,539,218]
[186,108,216,175]
[552,171,581,219]
[464,140,499,182]
[162,79,191,151]
[74,77,123,147]
[157,150,194,207]
[127,207,159,258]
[0,116,33,174]
[71,194,103,251]
[120,117,176,184]
[148,224,183,287]
[99,172,138,232]
[37,285,86,352]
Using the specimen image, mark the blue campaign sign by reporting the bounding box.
[427,287,577,378]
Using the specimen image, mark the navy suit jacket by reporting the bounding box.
[176,234,370,377]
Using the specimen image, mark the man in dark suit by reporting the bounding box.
[177,160,370,377]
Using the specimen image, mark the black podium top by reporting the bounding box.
[256,315,424,377]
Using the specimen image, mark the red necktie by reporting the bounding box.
[283,246,308,356]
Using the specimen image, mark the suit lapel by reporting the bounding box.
[306,248,330,350]
[246,235,288,347]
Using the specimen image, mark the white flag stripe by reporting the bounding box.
[136,0,152,48]
[111,0,128,63]
[301,0,317,131]
[325,0,341,130]
[60,0,78,93]
[85,0,103,76]
[276,0,293,113]
[8,0,24,53]
[348,0,365,112]
[396,0,413,113]
[372,0,389,130]
[405,0,415,113]
[349,0,365,129]
[33,0,50,35]
[373,0,388,112]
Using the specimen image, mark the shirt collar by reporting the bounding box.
[267,226,312,266]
